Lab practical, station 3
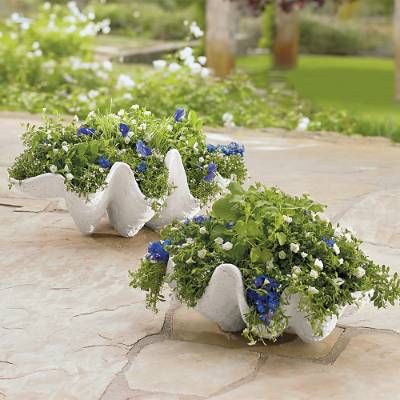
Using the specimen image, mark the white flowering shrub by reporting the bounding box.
[130,183,400,344]
[9,107,246,206]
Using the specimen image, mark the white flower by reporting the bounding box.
[186,238,194,244]
[66,173,74,181]
[290,243,300,253]
[301,252,308,259]
[222,112,235,128]
[339,258,344,265]
[143,110,151,116]
[214,237,224,245]
[117,109,125,116]
[283,215,292,224]
[189,62,202,74]
[186,257,194,264]
[333,243,340,255]
[198,56,207,65]
[198,157,204,163]
[222,241,233,251]
[334,226,343,237]
[278,251,286,260]
[333,277,345,287]
[166,124,173,132]
[53,148,59,154]
[131,104,140,110]
[308,286,319,295]
[102,60,113,71]
[199,226,208,234]
[49,165,57,173]
[200,67,210,79]
[314,258,324,270]
[116,74,135,89]
[153,59,167,70]
[344,232,352,242]
[139,123,147,131]
[168,62,181,72]
[292,266,301,275]
[310,269,319,279]
[124,137,130,144]
[197,249,207,259]
[355,267,366,278]
[32,41,40,50]
[297,117,310,131]
[190,22,203,38]
[179,46,193,61]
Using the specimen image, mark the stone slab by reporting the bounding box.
[172,306,344,361]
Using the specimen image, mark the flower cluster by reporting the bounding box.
[9,107,247,208]
[130,183,400,344]
[207,142,245,157]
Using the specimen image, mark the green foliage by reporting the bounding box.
[130,183,400,344]
[8,107,246,206]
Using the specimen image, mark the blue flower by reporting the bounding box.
[323,236,335,248]
[147,241,169,263]
[204,163,217,182]
[206,144,217,153]
[218,142,245,157]
[193,215,209,224]
[119,123,130,138]
[136,161,147,173]
[98,155,111,169]
[225,221,234,229]
[77,126,95,136]
[136,140,152,157]
[174,108,185,122]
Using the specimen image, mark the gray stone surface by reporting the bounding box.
[1,113,400,399]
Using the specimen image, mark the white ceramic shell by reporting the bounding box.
[13,149,200,237]
[167,260,366,343]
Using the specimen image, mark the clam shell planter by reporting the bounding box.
[167,260,369,343]
[13,149,202,237]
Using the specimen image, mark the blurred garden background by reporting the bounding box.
[1,0,399,140]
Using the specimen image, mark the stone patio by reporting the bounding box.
[0,113,399,400]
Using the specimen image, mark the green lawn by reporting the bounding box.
[237,54,400,124]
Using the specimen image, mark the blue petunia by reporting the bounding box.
[147,241,169,263]
[174,108,185,122]
[192,215,209,224]
[206,144,217,153]
[98,155,111,169]
[119,123,130,138]
[136,140,152,157]
[204,162,217,182]
[323,236,335,248]
[77,126,95,136]
[218,142,245,157]
[136,160,147,173]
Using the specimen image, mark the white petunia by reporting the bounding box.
[186,238,194,244]
[139,123,147,131]
[355,267,366,278]
[131,104,139,110]
[198,157,204,163]
[314,258,324,270]
[199,226,208,234]
[49,165,57,173]
[310,269,319,279]
[214,237,224,245]
[297,117,310,131]
[143,110,151,116]
[179,46,193,61]
[222,241,233,251]
[198,249,207,259]
[116,74,135,89]
[344,232,352,242]
[339,258,344,265]
[198,56,207,65]
[301,252,308,259]
[308,286,319,295]
[200,67,210,79]
[66,173,74,181]
[283,215,292,224]
[168,62,181,72]
[190,22,203,38]
[153,59,167,70]
[290,243,300,253]
[117,109,125,116]
[333,277,345,287]
[333,243,340,255]
[292,266,301,275]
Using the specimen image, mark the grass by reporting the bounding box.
[237,54,400,126]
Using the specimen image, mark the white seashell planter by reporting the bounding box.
[13,149,200,237]
[167,260,368,343]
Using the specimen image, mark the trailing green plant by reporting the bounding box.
[8,107,246,207]
[130,183,400,343]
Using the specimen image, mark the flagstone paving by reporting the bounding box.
[0,112,399,400]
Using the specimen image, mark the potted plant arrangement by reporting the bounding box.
[130,183,400,344]
[8,107,246,236]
